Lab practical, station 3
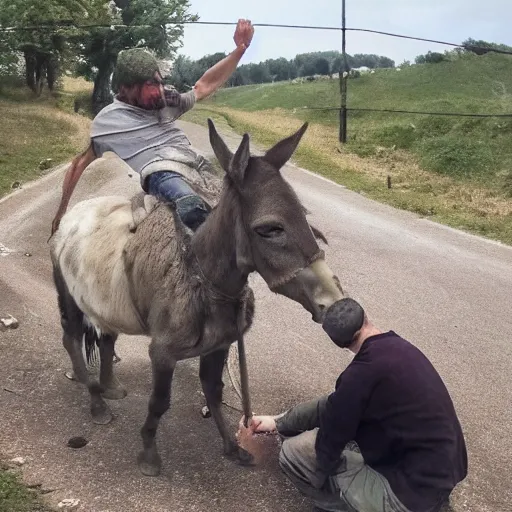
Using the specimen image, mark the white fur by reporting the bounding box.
[51,195,145,336]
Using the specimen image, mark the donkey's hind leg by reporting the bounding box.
[53,267,112,425]
[61,333,112,425]
[99,334,127,400]
[199,348,254,465]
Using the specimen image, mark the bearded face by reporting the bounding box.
[118,81,164,110]
[117,78,182,111]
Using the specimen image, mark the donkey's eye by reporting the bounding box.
[254,225,284,238]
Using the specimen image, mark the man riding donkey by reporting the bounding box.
[50,19,254,373]
[51,19,254,236]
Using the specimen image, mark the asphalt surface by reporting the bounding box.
[1,120,511,512]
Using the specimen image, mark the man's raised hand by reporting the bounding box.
[233,19,254,51]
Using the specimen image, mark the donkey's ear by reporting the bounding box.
[309,223,328,245]
[263,122,308,170]
[229,132,251,185]
[208,118,233,171]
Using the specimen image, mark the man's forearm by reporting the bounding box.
[51,144,96,235]
[193,46,246,100]
[275,395,329,437]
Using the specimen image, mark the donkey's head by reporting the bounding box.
[208,119,344,323]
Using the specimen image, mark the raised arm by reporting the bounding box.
[193,19,254,101]
[51,142,97,236]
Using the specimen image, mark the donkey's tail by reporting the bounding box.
[83,318,101,368]
[52,261,117,371]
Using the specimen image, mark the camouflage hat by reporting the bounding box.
[111,48,160,92]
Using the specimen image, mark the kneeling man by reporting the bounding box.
[243,298,467,512]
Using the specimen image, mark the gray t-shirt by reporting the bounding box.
[90,90,200,184]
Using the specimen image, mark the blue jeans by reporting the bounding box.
[146,170,196,203]
[146,171,211,231]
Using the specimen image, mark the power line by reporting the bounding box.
[351,107,512,117]
[0,23,153,32]
[294,106,512,118]
[1,20,512,57]
[347,28,512,56]
[177,21,512,56]
[178,21,342,31]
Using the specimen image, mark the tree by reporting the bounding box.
[265,57,295,81]
[415,51,445,64]
[377,56,395,68]
[314,57,330,76]
[0,0,93,94]
[246,62,271,84]
[73,0,198,114]
[163,48,396,90]
[299,61,316,77]
[226,68,246,87]
[167,54,199,91]
[330,56,344,75]
[195,52,226,72]
[461,38,512,55]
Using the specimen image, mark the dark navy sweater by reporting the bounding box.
[315,331,467,512]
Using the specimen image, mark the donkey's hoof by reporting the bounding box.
[236,446,255,466]
[101,386,127,400]
[223,441,255,466]
[91,403,112,425]
[137,451,162,477]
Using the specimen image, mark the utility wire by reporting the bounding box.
[2,19,511,119]
[0,20,512,57]
[346,28,512,57]
[294,106,512,118]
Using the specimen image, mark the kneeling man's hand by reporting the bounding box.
[238,415,277,433]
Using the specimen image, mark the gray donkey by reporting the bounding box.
[49,119,344,476]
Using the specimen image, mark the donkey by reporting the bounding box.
[48,119,344,477]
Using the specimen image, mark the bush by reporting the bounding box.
[373,124,417,149]
[416,116,454,137]
[349,142,376,157]
[415,51,446,64]
[454,118,487,135]
[417,135,495,179]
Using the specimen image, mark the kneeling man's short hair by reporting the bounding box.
[322,298,365,348]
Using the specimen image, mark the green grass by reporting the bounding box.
[184,105,512,244]
[205,53,512,189]
[0,78,91,198]
[183,53,512,245]
[0,468,53,511]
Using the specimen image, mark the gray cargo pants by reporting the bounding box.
[276,395,412,512]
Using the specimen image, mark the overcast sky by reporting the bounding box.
[179,0,512,65]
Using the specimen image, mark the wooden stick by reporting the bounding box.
[237,334,252,427]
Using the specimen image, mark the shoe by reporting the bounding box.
[175,195,212,231]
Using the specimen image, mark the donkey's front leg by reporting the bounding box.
[138,341,176,477]
[199,348,254,465]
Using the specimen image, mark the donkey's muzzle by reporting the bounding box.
[274,258,344,323]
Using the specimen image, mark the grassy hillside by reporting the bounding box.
[0,78,92,198]
[186,52,512,244]
[206,53,512,184]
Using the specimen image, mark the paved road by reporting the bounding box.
[0,120,511,512]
